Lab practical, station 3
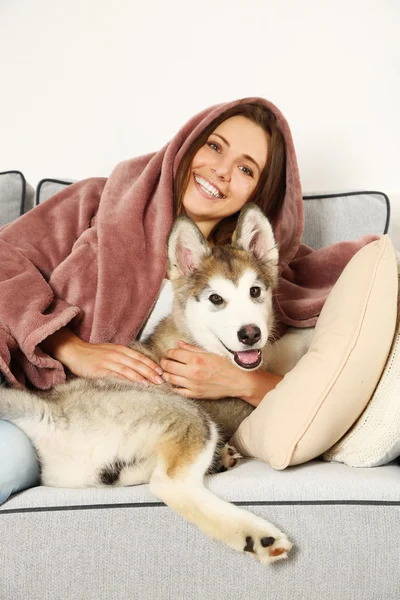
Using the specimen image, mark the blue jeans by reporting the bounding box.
[0,376,40,504]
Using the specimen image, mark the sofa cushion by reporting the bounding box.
[2,458,400,509]
[0,171,34,226]
[324,273,400,467]
[35,178,74,206]
[232,235,398,469]
[301,190,389,249]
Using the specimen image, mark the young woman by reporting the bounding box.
[0,97,376,503]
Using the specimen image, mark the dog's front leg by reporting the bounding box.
[148,424,292,565]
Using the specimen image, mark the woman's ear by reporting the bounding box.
[232,203,278,267]
[167,216,211,280]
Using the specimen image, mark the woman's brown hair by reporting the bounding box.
[173,102,286,244]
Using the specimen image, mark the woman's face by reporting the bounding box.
[182,115,269,233]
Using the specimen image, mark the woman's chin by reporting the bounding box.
[183,199,218,220]
[183,192,227,218]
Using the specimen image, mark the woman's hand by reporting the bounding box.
[160,341,238,399]
[66,342,165,384]
[160,341,282,404]
[41,327,164,385]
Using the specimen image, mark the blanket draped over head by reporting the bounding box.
[0,97,377,389]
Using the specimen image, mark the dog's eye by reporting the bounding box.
[250,286,261,298]
[209,293,224,305]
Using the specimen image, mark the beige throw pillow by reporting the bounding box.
[323,273,400,467]
[231,236,398,469]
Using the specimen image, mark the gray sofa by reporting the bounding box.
[0,171,399,600]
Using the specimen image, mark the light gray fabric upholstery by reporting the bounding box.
[0,171,34,226]
[35,178,74,205]
[302,191,389,249]
[1,460,400,600]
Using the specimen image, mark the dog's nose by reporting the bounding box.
[237,325,261,346]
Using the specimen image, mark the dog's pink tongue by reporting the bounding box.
[235,350,259,365]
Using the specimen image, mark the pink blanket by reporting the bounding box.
[0,98,376,388]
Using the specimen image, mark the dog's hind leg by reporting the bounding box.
[149,422,292,566]
[0,388,49,420]
[0,387,55,439]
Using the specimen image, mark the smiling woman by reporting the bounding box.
[0,96,375,396]
[0,96,379,504]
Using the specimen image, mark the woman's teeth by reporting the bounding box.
[194,174,225,199]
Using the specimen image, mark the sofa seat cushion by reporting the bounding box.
[2,460,400,512]
[2,461,399,600]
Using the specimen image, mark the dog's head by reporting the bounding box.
[167,203,279,370]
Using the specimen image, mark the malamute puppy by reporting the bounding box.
[0,204,311,565]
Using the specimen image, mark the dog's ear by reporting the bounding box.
[232,203,278,267]
[168,216,211,280]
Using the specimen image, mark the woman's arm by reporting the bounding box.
[0,179,106,388]
[235,369,283,407]
[40,327,86,367]
[160,341,282,405]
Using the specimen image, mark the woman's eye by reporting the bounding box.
[209,293,224,305]
[208,142,221,152]
[239,165,253,177]
[250,286,261,298]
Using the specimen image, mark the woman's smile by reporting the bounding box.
[193,173,226,201]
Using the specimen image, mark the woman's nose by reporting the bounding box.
[212,162,232,181]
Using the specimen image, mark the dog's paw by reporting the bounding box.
[242,530,293,565]
[217,443,243,472]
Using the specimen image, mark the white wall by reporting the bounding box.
[1,1,399,204]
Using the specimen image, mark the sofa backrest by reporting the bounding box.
[0,171,35,228]
[0,172,390,250]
